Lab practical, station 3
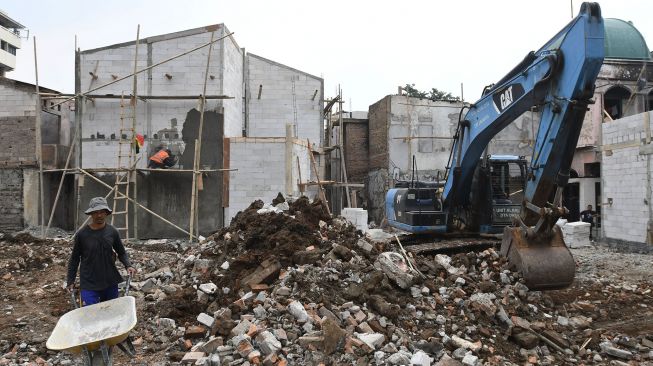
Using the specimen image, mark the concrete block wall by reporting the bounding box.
[222,31,244,138]
[386,96,539,182]
[0,81,36,118]
[601,111,653,244]
[246,54,323,144]
[226,138,314,224]
[0,169,23,231]
[79,25,240,168]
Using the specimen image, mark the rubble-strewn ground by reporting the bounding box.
[2,197,653,365]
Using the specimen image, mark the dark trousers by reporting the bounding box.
[81,285,119,306]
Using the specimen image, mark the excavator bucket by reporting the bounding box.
[500,225,575,290]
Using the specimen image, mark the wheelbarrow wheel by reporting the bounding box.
[89,343,112,366]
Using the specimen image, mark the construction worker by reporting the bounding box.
[66,197,136,306]
[148,147,177,169]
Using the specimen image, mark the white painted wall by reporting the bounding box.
[601,111,653,243]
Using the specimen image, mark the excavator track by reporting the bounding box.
[398,234,498,255]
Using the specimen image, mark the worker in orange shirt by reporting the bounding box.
[148,147,177,169]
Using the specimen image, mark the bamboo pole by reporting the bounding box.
[50,32,234,109]
[45,106,80,235]
[78,168,196,238]
[33,36,45,238]
[189,140,200,241]
[189,30,216,241]
[43,167,236,173]
[296,156,304,194]
[338,89,351,208]
[131,25,140,240]
[307,140,331,216]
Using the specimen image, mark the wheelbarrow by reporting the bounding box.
[46,276,137,366]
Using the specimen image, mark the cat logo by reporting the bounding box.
[500,86,514,109]
[492,83,525,113]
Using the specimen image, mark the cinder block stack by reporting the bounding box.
[559,221,592,248]
[341,208,369,233]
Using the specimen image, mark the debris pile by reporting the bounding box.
[1,196,653,365]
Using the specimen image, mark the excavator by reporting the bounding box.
[386,2,605,290]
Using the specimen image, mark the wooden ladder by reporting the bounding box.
[111,94,136,241]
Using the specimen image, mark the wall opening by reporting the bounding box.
[648,89,653,111]
[604,86,631,120]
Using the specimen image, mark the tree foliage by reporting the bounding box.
[402,84,460,102]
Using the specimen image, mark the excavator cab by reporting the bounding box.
[471,155,527,234]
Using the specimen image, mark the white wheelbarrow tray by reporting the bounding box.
[46,296,137,353]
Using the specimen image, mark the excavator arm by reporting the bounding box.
[445,3,604,289]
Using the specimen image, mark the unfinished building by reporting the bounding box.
[73,24,323,238]
[363,95,539,224]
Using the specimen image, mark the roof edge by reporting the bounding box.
[81,24,224,54]
[247,53,323,82]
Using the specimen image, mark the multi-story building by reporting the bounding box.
[0,10,24,76]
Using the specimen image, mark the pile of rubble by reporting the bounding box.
[2,195,653,365]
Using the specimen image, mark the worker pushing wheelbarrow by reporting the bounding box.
[47,197,138,365]
[47,277,137,365]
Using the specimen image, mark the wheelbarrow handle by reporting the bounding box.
[124,274,132,297]
[70,291,79,309]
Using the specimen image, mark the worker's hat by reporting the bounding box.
[85,197,112,215]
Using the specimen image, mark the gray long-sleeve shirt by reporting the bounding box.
[67,224,132,291]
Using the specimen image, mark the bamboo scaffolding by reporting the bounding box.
[79,169,196,239]
[50,32,234,109]
[189,30,216,241]
[337,89,351,208]
[33,36,45,238]
[42,30,237,242]
[43,167,236,173]
[307,139,331,216]
[45,94,233,100]
[131,25,140,240]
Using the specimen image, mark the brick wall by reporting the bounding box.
[601,111,653,244]
[0,115,36,167]
[368,96,390,170]
[344,120,369,183]
[0,169,23,231]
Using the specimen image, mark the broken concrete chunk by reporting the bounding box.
[366,229,393,242]
[356,239,374,253]
[287,300,309,323]
[386,351,411,365]
[220,261,230,270]
[197,313,215,328]
[411,350,433,366]
[199,282,217,295]
[158,317,176,329]
[461,353,479,366]
[256,330,281,355]
[600,342,634,360]
[181,351,206,364]
[451,335,481,352]
[356,332,385,350]
[230,319,252,337]
[374,252,416,289]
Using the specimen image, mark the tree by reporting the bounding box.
[402,84,460,102]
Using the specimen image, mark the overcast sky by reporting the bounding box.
[3,0,652,111]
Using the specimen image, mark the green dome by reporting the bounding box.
[604,18,651,60]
